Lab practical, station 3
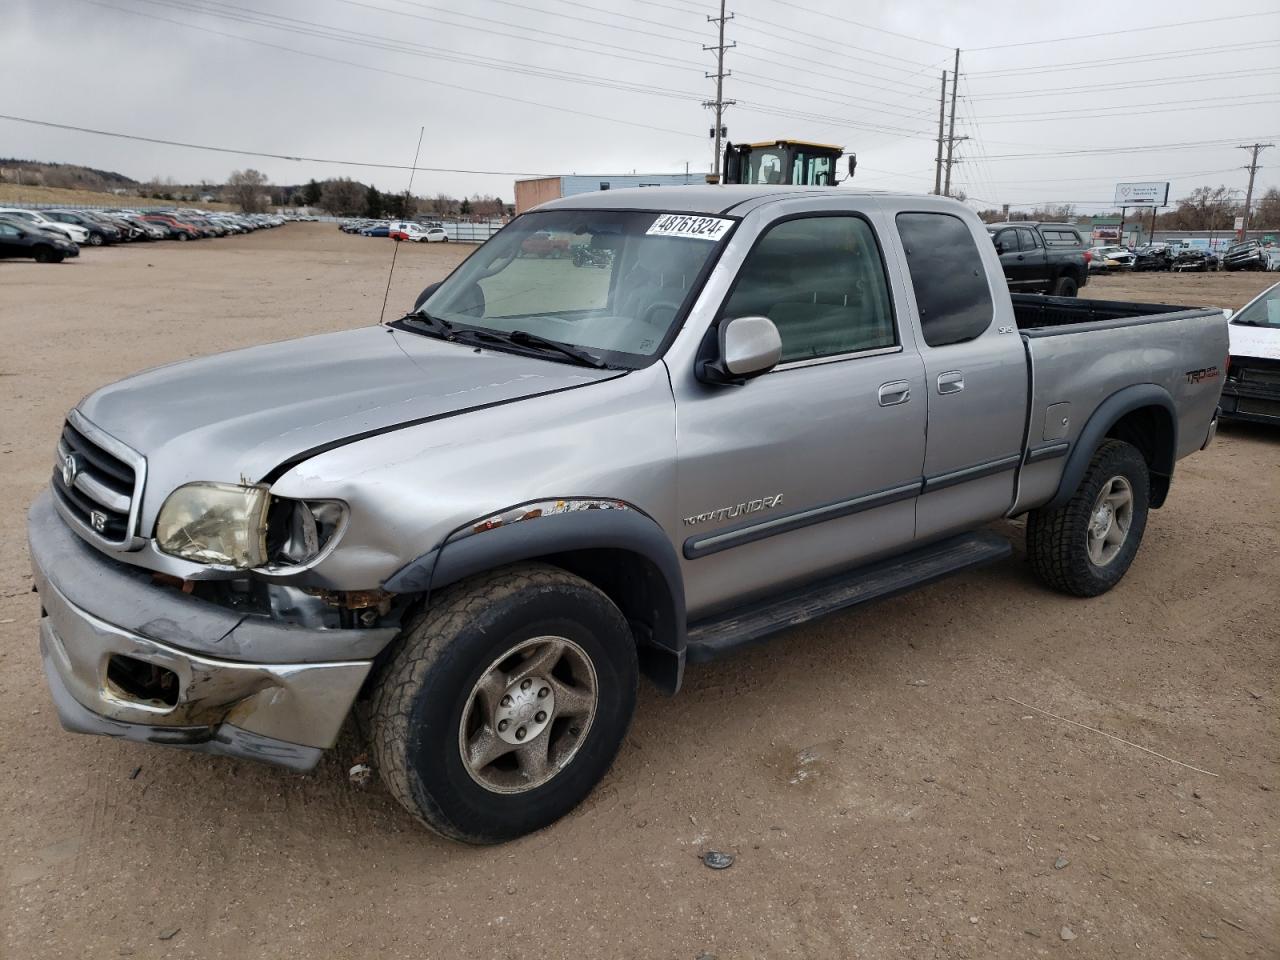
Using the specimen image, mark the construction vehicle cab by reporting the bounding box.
[721,140,854,186]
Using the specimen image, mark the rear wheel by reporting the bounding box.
[371,563,638,843]
[177,232,189,242]
[86,233,103,246]
[1026,439,1149,597]
[1051,274,1079,297]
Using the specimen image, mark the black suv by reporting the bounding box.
[985,221,1090,296]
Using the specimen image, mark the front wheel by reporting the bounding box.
[33,246,62,263]
[371,563,638,843]
[1026,439,1150,597]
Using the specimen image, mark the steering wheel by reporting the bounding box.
[640,300,682,326]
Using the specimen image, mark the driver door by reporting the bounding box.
[670,211,927,618]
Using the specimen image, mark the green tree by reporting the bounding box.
[459,197,472,216]
[303,178,322,206]
[365,184,384,218]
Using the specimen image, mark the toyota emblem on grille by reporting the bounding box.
[62,453,80,488]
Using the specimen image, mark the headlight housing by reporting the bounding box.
[155,482,271,568]
[155,483,346,570]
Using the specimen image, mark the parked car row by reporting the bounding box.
[339,218,449,242]
[0,207,286,263]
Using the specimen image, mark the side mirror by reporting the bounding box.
[697,315,783,385]
[413,281,442,311]
[847,153,857,179]
[995,240,1007,255]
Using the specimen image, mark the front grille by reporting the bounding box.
[50,417,143,545]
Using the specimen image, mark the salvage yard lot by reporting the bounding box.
[1,223,1276,959]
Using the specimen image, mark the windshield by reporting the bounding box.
[1234,283,1280,328]
[418,209,731,365]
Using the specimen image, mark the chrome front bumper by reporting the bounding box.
[29,491,386,771]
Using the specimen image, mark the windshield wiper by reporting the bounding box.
[451,328,609,369]
[394,310,454,339]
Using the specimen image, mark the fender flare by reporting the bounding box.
[382,504,687,685]
[1045,383,1177,511]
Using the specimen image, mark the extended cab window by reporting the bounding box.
[722,216,896,363]
[896,212,994,348]
[1042,228,1082,246]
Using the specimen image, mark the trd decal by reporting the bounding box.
[1185,366,1219,384]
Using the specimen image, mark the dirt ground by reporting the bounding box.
[1,225,1276,960]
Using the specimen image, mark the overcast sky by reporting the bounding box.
[3,0,1278,210]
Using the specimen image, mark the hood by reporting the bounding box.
[1229,322,1280,362]
[78,325,617,496]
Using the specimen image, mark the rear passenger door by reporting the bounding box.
[894,211,1028,542]
[993,228,1027,287]
[1016,227,1048,289]
[671,212,927,617]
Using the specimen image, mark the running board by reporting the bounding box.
[685,531,1013,664]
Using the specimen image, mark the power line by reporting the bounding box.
[73,0,708,140]
[968,9,1280,51]
[975,95,1280,124]
[334,0,703,69]
[978,135,1280,161]
[765,0,951,50]
[968,39,1280,78]
[0,113,557,175]
[120,0,708,100]
[967,67,1280,100]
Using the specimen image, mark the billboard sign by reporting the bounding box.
[1114,181,1170,206]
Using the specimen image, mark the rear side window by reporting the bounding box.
[722,215,896,363]
[896,212,994,348]
[1041,228,1082,246]
[1017,227,1042,250]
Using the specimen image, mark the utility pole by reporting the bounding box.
[1237,142,1273,236]
[942,49,968,197]
[703,0,735,183]
[934,70,947,195]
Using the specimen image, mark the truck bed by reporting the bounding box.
[1008,295,1228,516]
[1009,293,1199,332]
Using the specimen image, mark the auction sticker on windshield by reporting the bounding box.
[646,214,733,241]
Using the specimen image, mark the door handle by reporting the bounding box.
[937,370,965,394]
[1016,254,1024,260]
[878,380,911,406]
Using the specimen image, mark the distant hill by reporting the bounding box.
[0,158,140,191]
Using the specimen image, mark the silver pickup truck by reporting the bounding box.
[29,187,1227,843]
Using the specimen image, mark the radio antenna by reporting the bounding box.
[380,125,426,324]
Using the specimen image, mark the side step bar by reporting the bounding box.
[685,530,1013,664]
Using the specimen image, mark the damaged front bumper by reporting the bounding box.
[28,491,398,771]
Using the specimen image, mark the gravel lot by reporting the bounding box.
[1,225,1276,959]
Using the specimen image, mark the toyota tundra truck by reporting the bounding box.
[29,187,1227,843]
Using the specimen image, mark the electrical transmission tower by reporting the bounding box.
[1237,142,1273,235]
[703,0,735,182]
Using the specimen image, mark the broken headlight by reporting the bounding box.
[264,498,346,568]
[155,482,271,568]
[155,483,345,570]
